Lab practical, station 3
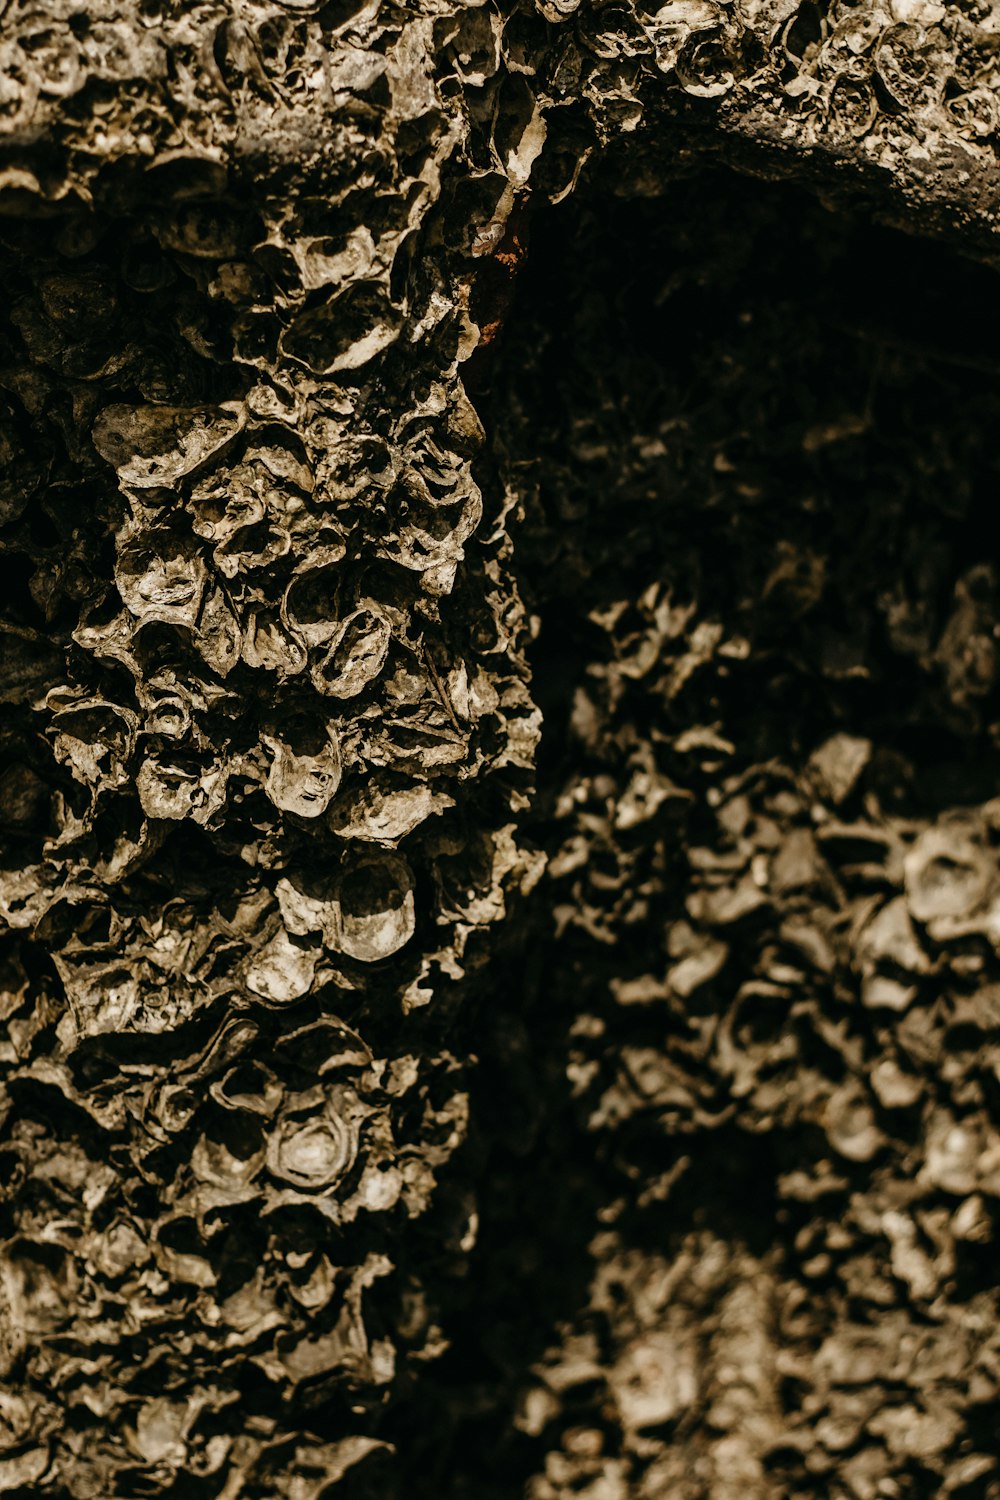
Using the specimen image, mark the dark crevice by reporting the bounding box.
[390,167,1000,1497]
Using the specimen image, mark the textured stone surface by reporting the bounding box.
[2,2,1000,1495]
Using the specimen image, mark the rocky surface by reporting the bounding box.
[2,1,1000,1496]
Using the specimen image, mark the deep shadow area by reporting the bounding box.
[391,170,1000,1499]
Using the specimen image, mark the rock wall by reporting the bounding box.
[2,2,1000,1496]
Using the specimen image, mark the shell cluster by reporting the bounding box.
[0,2,541,1491]
[3,0,1000,1496]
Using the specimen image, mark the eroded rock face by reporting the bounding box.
[0,7,539,1492]
[2,2,1000,1497]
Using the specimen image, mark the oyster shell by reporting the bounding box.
[266,1088,362,1191]
[93,403,244,488]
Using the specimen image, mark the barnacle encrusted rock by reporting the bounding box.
[3,0,1000,1496]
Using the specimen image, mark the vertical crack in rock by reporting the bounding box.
[427,172,1000,1500]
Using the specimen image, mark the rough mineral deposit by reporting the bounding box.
[2,1,1000,1497]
